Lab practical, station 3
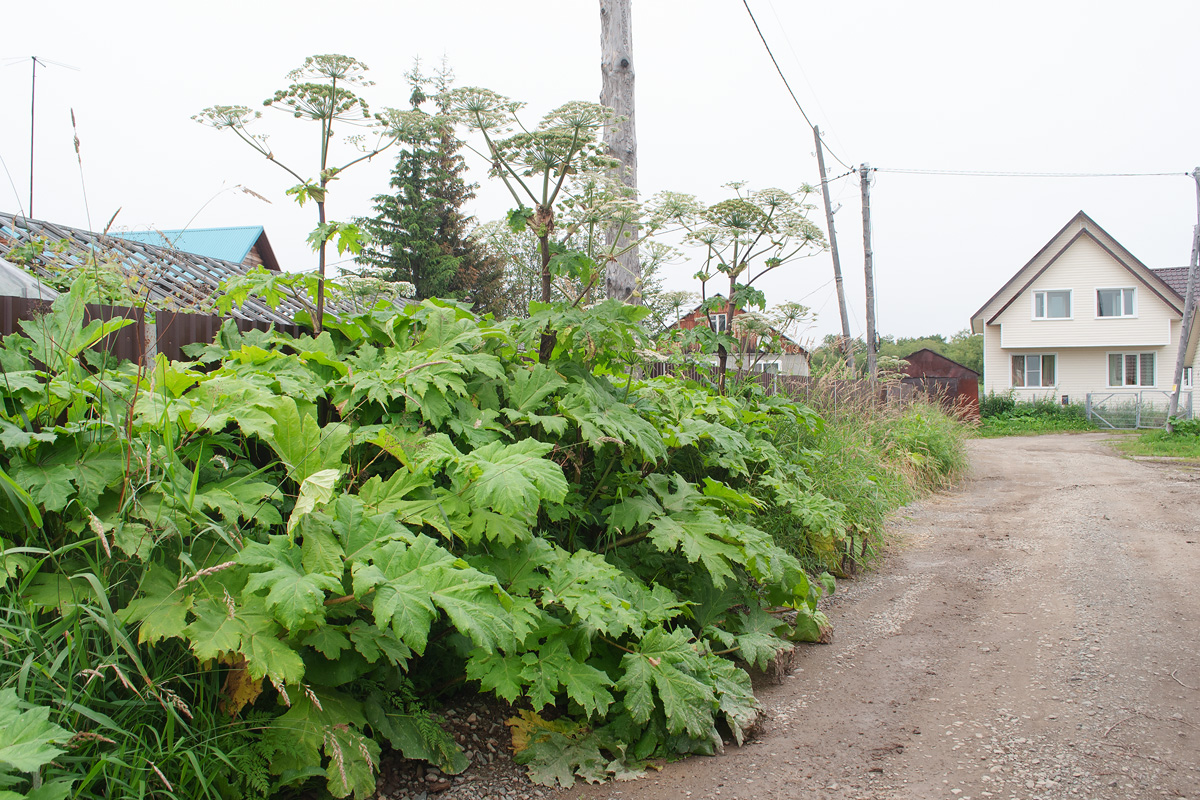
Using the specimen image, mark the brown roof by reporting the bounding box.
[1153,267,1191,298]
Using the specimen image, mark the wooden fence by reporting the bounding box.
[0,297,302,366]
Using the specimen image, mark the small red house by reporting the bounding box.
[668,299,810,376]
[900,348,980,417]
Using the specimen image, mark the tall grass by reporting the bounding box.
[763,376,970,573]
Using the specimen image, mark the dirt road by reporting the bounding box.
[562,433,1200,800]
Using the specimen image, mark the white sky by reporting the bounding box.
[3,0,1198,343]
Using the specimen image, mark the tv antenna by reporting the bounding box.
[4,56,80,219]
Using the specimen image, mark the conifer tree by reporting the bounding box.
[357,63,504,313]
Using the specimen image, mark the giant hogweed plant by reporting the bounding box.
[0,281,840,797]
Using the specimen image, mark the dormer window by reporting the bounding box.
[1033,289,1071,319]
[1096,287,1135,317]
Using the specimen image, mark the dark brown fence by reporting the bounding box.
[0,299,304,366]
[155,310,302,362]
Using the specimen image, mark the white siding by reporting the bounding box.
[994,236,1177,349]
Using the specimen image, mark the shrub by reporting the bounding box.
[0,279,859,796]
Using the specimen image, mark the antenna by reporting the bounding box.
[5,56,81,219]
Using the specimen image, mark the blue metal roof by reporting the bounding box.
[112,226,264,265]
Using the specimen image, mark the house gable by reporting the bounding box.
[990,232,1182,350]
[971,211,1183,333]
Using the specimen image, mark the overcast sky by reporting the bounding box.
[3,0,1198,343]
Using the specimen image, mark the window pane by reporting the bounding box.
[1123,289,1134,316]
[1012,355,1025,387]
[1041,355,1056,386]
[1047,291,1070,318]
[1109,354,1123,386]
[1098,289,1118,317]
[1140,353,1155,386]
[1028,357,1041,387]
[1035,293,1045,318]
[1125,355,1137,386]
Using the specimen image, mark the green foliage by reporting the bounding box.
[977,393,1094,437]
[0,690,75,799]
[2,272,940,795]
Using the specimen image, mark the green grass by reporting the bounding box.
[1110,428,1200,459]
[764,391,971,573]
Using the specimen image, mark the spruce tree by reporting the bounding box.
[357,63,504,313]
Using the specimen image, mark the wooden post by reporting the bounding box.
[600,0,639,303]
[814,125,854,371]
[860,163,877,381]
[1166,166,1200,430]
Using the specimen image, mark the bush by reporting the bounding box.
[0,279,860,796]
[976,394,1094,437]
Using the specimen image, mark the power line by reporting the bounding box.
[740,0,853,171]
[875,167,1188,179]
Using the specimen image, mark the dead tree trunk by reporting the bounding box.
[600,0,639,303]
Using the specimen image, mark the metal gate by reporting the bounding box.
[1086,390,1193,429]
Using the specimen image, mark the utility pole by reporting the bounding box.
[860,163,877,381]
[29,56,38,218]
[1167,166,1200,431]
[814,125,854,371]
[600,0,639,303]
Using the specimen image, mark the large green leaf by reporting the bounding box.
[240,537,343,630]
[455,439,567,517]
[261,397,350,485]
[617,627,715,739]
[0,689,71,773]
[353,536,511,654]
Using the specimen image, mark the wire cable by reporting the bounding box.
[875,167,1187,179]
[740,0,854,171]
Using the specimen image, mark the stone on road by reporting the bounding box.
[559,433,1200,800]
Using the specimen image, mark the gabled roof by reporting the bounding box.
[111,226,280,271]
[0,212,299,326]
[970,211,1184,332]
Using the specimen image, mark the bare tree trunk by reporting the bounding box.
[600,0,639,303]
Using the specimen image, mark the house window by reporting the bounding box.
[1033,289,1071,319]
[708,313,728,332]
[1108,352,1155,387]
[1184,367,1193,389]
[1012,354,1056,387]
[1097,288,1136,317]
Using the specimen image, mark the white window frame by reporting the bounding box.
[1107,352,1156,388]
[1096,287,1137,319]
[1183,367,1193,390]
[1032,289,1072,320]
[708,313,728,332]
[1011,353,1057,388]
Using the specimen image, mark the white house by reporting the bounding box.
[970,211,1198,404]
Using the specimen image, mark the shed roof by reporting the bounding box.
[0,212,299,326]
[111,226,280,271]
[901,348,979,377]
[0,256,59,300]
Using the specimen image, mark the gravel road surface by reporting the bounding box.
[560,433,1200,800]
